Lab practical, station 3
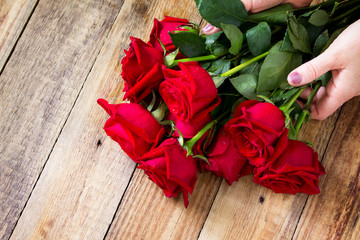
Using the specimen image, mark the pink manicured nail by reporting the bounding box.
[288,72,302,84]
[203,24,214,32]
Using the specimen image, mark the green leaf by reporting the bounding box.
[169,32,209,57]
[258,41,302,92]
[164,48,179,68]
[317,71,332,87]
[287,16,312,54]
[247,4,293,24]
[246,22,271,56]
[309,10,329,26]
[280,29,296,52]
[239,57,262,76]
[221,23,243,55]
[195,0,248,28]
[313,31,329,56]
[230,74,261,100]
[208,59,231,76]
[205,31,229,57]
[205,31,223,48]
[213,76,227,88]
[322,28,345,53]
[272,88,299,102]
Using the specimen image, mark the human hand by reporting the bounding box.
[202,0,312,34]
[287,20,360,120]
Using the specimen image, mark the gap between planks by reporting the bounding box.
[0,0,39,74]
[7,6,123,236]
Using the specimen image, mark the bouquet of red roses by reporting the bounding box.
[98,0,359,207]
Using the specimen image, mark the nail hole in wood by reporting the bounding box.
[96,139,102,148]
[259,196,265,204]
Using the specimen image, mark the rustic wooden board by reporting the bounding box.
[0,0,123,239]
[293,97,360,240]
[197,111,340,240]
[9,0,203,239]
[0,0,37,72]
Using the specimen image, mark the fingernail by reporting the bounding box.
[203,24,214,32]
[288,72,302,84]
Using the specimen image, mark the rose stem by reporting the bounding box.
[293,81,322,139]
[173,54,217,65]
[279,86,306,114]
[184,109,231,156]
[220,51,268,78]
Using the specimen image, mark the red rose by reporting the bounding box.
[160,62,221,122]
[121,37,164,103]
[148,16,192,52]
[167,112,213,139]
[206,128,253,185]
[136,138,198,207]
[97,99,165,160]
[254,134,325,195]
[225,100,285,167]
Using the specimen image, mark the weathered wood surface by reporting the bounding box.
[9,0,204,239]
[0,0,359,239]
[293,97,360,240]
[0,0,37,72]
[0,0,123,239]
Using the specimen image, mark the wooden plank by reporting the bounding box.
[293,97,360,240]
[0,0,123,239]
[0,0,37,72]
[106,170,221,240]
[197,111,340,240]
[9,0,203,239]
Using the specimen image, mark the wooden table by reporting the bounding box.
[1,0,359,239]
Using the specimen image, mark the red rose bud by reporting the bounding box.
[121,37,164,103]
[160,62,221,122]
[97,99,165,160]
[206,128,253,185]
[136,138,198,208]
[254,134,326,195]
[225,100,285,167]
[148,16,193,52]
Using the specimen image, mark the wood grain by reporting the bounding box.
[197,111,340,240]
[106,170,221,240]
[0,0,123,239]
[9,0,203,239]
[293,97,360,240]
[0,0,37,72]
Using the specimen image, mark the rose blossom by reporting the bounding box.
[225,100,286,167]
[254,133,326,195]
[148,16,192,52]
[159,62,221,122]
[121,37,164,103]
[136,138,198,207]
[205,128,253,185]
[97,99,165,160]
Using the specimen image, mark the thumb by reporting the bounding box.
[287,50,335,87]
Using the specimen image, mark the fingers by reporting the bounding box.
[310,81,347,120]
[202,24,221,35]
[287,50,336,87]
